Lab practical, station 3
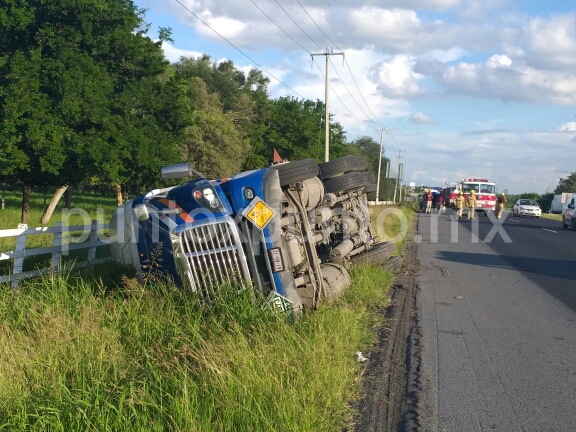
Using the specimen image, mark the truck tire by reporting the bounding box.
[382,256,402,271]
[324,172,374,194]
[562,217,568,230]
[271,158,319,187]
[319,156,367,180]
[351,241,395,265]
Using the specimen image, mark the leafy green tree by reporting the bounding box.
[180,78,250,178]
[554,172,576,193]
[0,0,187,223]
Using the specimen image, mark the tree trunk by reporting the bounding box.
[115,184,123,206]
[21,185,31,225]
[40,185,69,225]
[64,186,72,208]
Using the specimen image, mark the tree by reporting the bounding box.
[0,0,187,223]
[554,172,576,193]
[180,78,250,178]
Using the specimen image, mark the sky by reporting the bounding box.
[135,0,576,194]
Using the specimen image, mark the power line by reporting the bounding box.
[344,58,386,129]
[328,57,375,126]
[172,0,305,99]
[312,58,371,127]
[250,0,310,54]
[295,0,342,51]
[294,0,387,129]
[273,0,323,51]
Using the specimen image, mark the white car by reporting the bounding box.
[512,199,541,218]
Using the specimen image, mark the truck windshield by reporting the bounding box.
[479,184,495,194]
[462,183,479,193]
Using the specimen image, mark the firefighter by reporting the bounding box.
[496,192,507,219]
[454,191,465,217]
[467,189,477,220]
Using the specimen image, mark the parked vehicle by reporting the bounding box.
[551,193,574,214]
[110,156,396,312]
[447,178,496,215]
[513,199,541,218]
[562,194,576,230]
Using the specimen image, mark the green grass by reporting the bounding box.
[0,188,117,277]
[0,263,394,431]
[369,203,416,254]
[541,213,563,222]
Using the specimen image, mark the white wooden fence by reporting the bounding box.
[0,221,112,288]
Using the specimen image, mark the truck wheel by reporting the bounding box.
[351,241,395,265]
[319,155,367,180]
[324,172,374,194]
[382,256,402,272]
[271,158,319,187]
[562,217,568,230]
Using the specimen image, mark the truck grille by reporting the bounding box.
[177,220,249,297]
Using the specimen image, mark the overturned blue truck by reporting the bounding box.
[110,155,397,311]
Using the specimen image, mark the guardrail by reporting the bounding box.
[0,221,112,288]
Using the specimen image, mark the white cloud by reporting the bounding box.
[370,55,425,99]
[161,42,202,63]
[522,15,576,70]
[419,53,576,104]
[410,112,435,124]
[559,122,576,132]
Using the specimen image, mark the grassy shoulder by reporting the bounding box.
[0,265,394,431]
[540,213,563,222]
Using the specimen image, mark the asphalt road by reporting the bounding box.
[417,209,576,432]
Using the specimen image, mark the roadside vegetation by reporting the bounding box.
[0,266,392,431]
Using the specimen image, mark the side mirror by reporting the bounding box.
[161,163,195,179]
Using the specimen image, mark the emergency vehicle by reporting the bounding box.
[446,178,497,214]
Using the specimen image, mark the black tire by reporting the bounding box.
[382,256,402,272]
[270,158,319,187]
[363,184,377,194]
[324,172,374,194]
[562,217,568,229]
[351,241,395,265]
[572,219,576,231]
[319,155,367,180]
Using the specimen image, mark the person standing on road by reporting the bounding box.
[454,191,465,218]
[437,193,445,213]
[467,190,477,220]
[424,189,433,214]
[496,193,507,219]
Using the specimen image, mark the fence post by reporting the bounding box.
[52,222,63,273]
[11,224,28,289]
[1,182,5,210]
[87,220,98,265]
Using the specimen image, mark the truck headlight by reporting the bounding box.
[192,186,225,212]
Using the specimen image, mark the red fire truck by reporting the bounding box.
[446,178,497,215]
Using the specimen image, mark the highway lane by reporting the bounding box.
[416,210,576,432]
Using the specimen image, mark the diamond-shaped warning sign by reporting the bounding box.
[242,197,275,230]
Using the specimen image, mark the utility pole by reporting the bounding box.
[311,48,344,162]
[393,150,406,203]
[374,128,387,204]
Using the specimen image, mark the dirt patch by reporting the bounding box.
[353,216,421,432]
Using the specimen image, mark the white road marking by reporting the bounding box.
[542,228,558,234]
[510,219,519,223]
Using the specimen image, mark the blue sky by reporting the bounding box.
[135,0,576,193]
